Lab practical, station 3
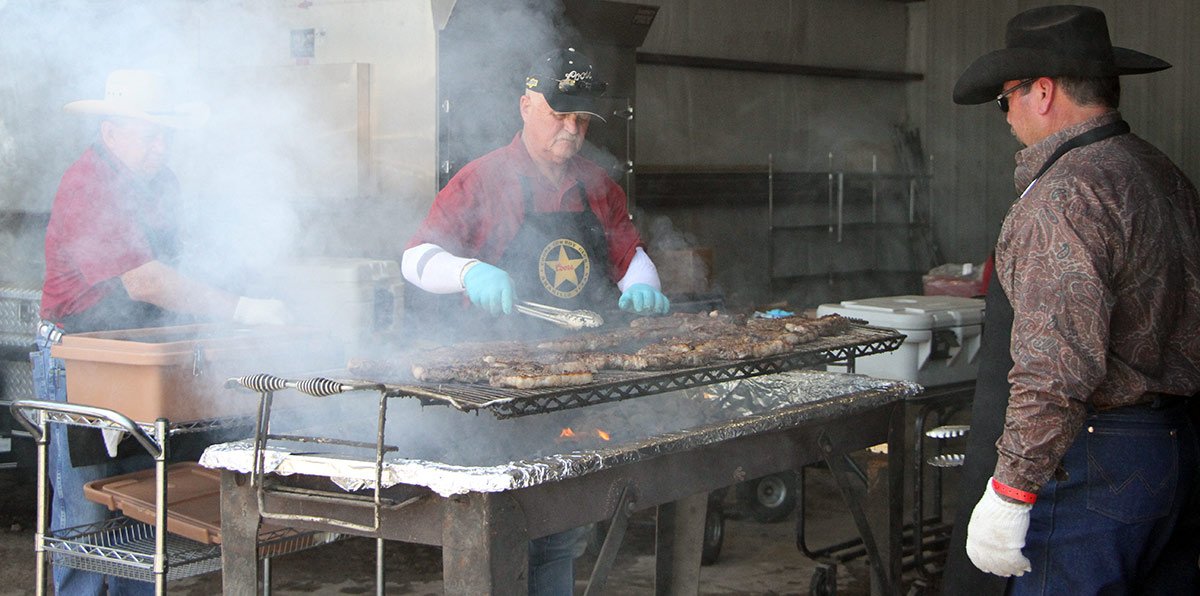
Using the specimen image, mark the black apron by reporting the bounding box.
[474,177,620,341]
[942,120,1130,595]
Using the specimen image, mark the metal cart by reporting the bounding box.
[794,381,973,596]
[9,399,340,595]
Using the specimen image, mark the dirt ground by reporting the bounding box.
[0,452,951,595]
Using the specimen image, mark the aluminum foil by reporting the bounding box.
[200,370,921,497]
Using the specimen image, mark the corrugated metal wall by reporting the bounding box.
[633,0,924,308]
[923,0,1200,263]
[637,0,913,172]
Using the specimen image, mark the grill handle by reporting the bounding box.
[234,375,394,534]
[227,374,384,397]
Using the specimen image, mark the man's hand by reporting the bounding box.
[463,262,515,316]
[966,478,1033,577]
[233,297,292,326]
[618,283,670,315]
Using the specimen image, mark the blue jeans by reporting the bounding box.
[31,333,154,596]
[1013,403,1200,596]
[529,525,590,595]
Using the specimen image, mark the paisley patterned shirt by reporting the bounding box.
[993,111,1200,491]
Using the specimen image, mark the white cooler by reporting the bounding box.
[264,258,404,353]
[817,295,985,386]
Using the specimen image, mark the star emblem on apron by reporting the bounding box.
[539,238,591,298]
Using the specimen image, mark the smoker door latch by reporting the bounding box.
[192,344,205,376]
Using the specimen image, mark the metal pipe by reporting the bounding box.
[767,154,774,281]
[376,538,386,596]
[636,52,923,82]
[34,415,48,596]
[836,172,845,243]
[154,418,168,595]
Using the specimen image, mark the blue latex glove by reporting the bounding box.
[463,262,515,316]
[618,283,670,315]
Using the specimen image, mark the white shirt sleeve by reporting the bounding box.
[617,247,662,292]
[401,243,477,294]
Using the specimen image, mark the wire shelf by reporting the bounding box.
[45,516,342,583]
[46,517,221,582]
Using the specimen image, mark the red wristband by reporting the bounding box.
[992,477,1037,504]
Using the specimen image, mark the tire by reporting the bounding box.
[700,503,724,566]
[740,472,797,523]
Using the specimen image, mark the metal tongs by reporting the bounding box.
[515,300,604,330]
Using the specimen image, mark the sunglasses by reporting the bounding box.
[996,78,1037,112]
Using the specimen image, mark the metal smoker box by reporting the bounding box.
[817,295,985,386]
[51,324,341,423]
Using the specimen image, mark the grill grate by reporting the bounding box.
[378,325,905,418]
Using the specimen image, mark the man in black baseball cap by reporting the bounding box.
[943,5,1200,596]
[402,47,669,593]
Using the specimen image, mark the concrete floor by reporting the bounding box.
[0,454,954,595]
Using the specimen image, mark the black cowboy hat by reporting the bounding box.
[953,4,1170,105]
[525,47,608,122]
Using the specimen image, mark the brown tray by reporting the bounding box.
[83,462,277,545]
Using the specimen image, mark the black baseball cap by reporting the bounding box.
[524,48,608,122]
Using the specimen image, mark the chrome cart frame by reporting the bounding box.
[9,400,339,595]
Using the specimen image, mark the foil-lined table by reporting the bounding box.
[204,371,919,595]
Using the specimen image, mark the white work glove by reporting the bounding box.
[233,297,292,326]
[966,478,1033,577]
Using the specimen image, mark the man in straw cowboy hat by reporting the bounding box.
[32,69,292,594]
[942,5,1200,595]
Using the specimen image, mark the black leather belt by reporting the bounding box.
[1142,393,1182,410]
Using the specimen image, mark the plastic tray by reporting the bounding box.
[84,462,262,544]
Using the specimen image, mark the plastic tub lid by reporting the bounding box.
[818,295,985,330]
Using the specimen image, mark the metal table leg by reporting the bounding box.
[654,491,707,595]
[222,471,262,596]
[442,492,529,595]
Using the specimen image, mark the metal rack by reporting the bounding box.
[9,400,340,595]
[377,324,905,418]
[766,154,936,285]
[793,381,974,595]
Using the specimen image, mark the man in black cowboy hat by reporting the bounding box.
[943,5,1200,595]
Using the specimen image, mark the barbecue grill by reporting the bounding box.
[204,321,916,595]
[339,323,904,418]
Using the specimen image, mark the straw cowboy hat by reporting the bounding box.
[64,69,209,129]
[953,4,1170,105]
